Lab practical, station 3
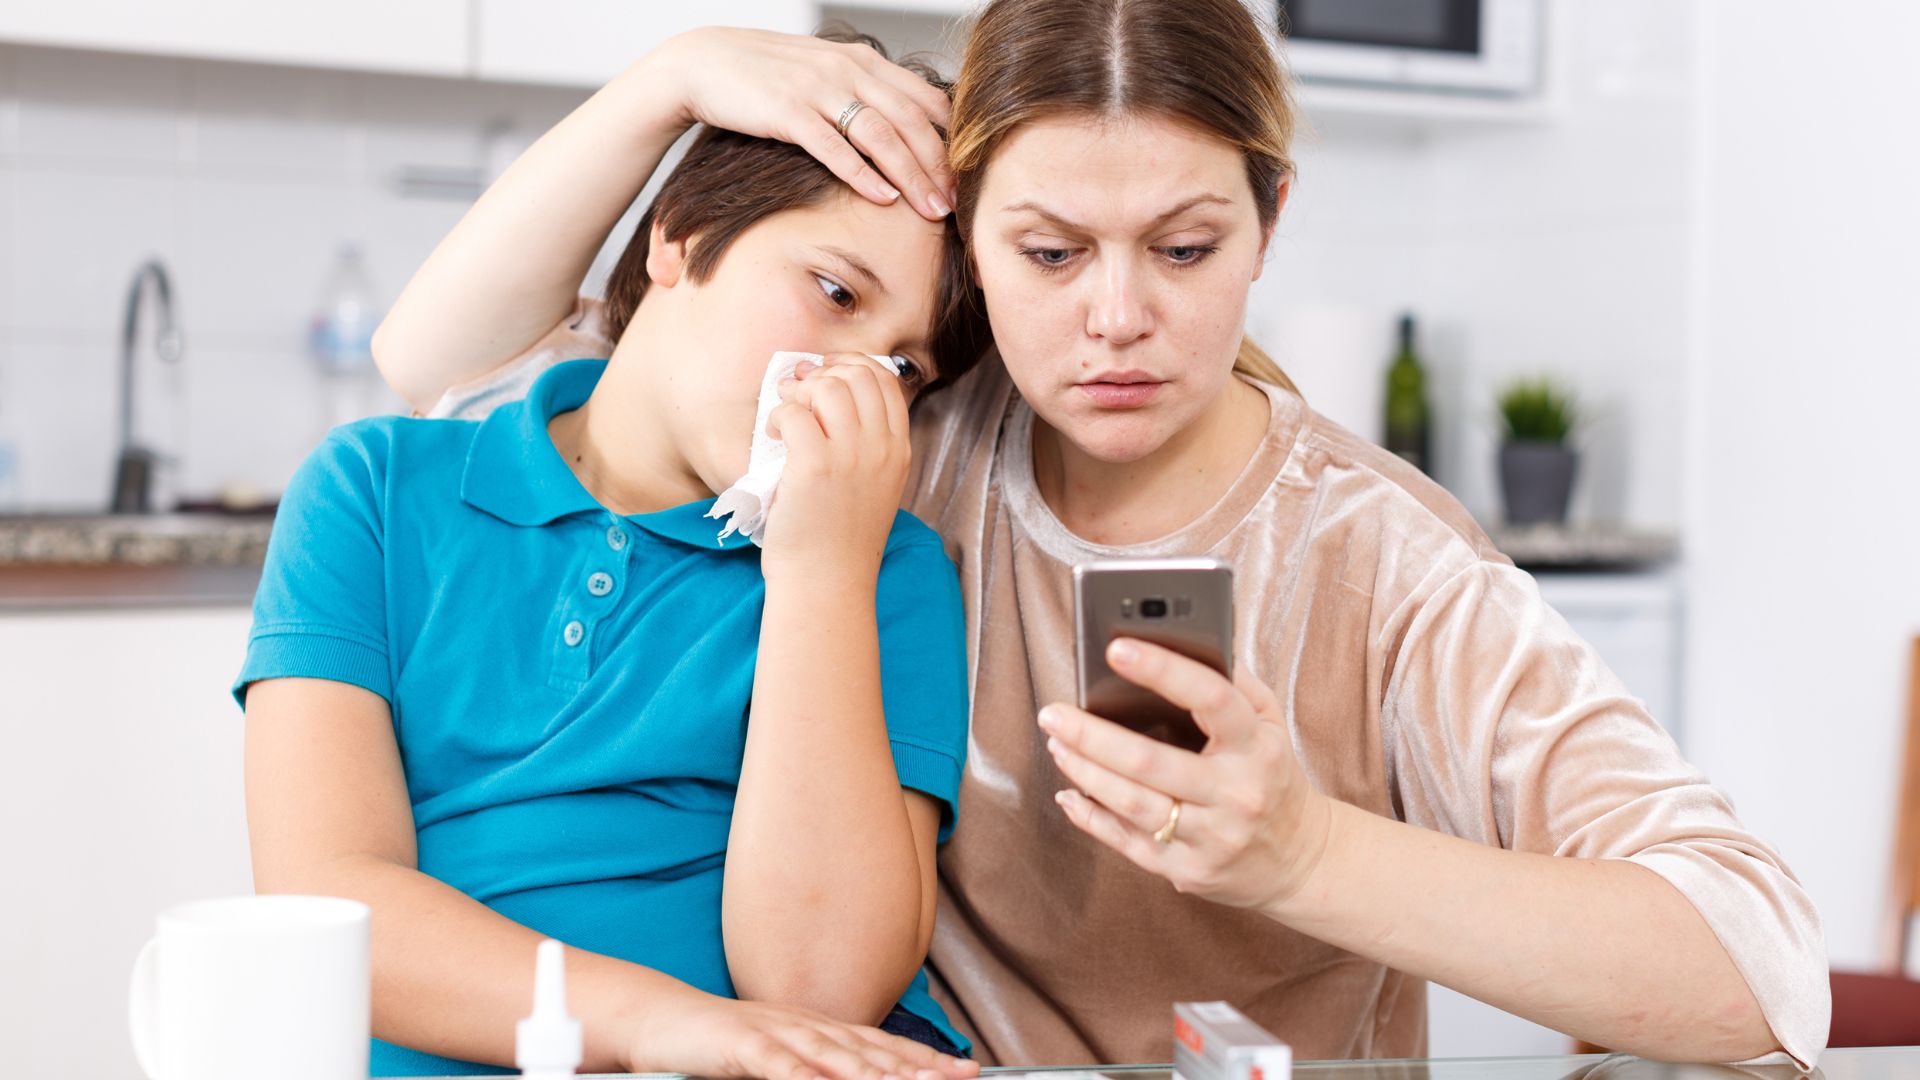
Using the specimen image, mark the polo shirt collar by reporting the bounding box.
[633,497,739,550]
[461,358,743,551]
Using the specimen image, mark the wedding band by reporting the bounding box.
[834,99,869,137]
[1153,799,1182,845]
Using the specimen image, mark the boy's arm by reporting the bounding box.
[245,677,972,1079]
[729,575,946,1025]
[245,677,684,1070]
[724,357,952,1024]
[373,28,957,413]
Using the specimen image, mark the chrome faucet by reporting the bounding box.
[111,259,183,513]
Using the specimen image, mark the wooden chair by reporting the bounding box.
[1828,634,1920,1047]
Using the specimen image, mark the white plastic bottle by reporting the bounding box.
[0,438,18,513]
[309,244,383,429]
[0,369,18,512]
[516,939,583,1080]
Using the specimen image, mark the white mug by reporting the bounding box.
[128,895,371,1080]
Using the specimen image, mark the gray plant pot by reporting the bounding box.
[1499,441,1577,525]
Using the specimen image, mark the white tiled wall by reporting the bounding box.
[0,43,593,510]
[1250,0,1694,531]
[1,4,1696,530]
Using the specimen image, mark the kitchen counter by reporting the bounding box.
[0,513,270,609]
[0,512,272,566]
[1485,522,1680,571]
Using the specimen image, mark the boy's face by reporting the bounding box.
[636,190,949,495]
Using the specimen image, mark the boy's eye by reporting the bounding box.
[815,274,856,310]
[898,361,929,390]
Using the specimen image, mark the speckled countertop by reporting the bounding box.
[1483,522,1680,570]
[0,513,1676,611]
[0,513,273,567]
[0,514,273,609]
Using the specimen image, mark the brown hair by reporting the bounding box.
[603,33,989,392]
[948,0,1301,394]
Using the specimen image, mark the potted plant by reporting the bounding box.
[1496,376,1579,525]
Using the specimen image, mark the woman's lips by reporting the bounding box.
[1078,373,1164,409]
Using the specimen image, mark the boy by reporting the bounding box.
[235,38,988,1078]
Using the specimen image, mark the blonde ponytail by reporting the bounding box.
[1233,335,1301,397]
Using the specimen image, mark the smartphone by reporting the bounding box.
[1073,557,1234,752]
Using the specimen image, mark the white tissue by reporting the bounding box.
[706,351,906,547]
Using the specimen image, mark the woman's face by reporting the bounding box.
[970,112,1278,463]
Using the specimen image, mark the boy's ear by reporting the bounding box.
[645,219,688,288]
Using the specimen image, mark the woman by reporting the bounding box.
[374,2,1828,1069]
[240,36,990,1078]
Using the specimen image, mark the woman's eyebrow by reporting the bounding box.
[812,245,889,297]
[1002,194,1235,233]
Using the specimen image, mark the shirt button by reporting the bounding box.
[562,620,585,647]
[606,525,628,552]
[587,572,613,597]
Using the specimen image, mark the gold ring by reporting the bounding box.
[1153,799,1182,845]
[834,99,869,138]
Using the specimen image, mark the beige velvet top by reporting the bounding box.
[432,304,1829,1071]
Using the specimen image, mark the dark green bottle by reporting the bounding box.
[1384,312,1430,474]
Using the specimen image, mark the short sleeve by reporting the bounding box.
[231,425,393,709]
[1382,561,1830,1069]
[874,519,972,843]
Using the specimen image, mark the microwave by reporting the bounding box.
[1276,0,1543,96]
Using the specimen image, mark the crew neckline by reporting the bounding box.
[1000,378,1305,564]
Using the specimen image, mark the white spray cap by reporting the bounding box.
[515,939,583,1079]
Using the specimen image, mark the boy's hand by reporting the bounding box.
[760,354,911,581]
[630,993,977,1080]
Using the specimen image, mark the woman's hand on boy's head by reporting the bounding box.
[761,354,913,578]
[641,28,957,220]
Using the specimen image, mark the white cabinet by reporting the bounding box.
[0,1,823,87]
[0,606,256,1079]
[0,0,469,77]
[472,0,816,87]
[1533,569,1684,739]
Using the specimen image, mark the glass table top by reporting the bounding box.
[557,1049,1915,1080]
[995,1053,1896,1079]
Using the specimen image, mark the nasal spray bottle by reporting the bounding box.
[516,939,583,1080]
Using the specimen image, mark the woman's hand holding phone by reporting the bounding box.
[760,355,912,582]
[1040,639,1335,913]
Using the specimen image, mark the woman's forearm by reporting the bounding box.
[372,52,687,410]
[269,852,707,1071]
[1266,800,1778,1062]
[726,569,931,1024]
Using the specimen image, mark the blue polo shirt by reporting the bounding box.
[233,359,971,1076]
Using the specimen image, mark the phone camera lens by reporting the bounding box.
[1140,597,1169,619]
